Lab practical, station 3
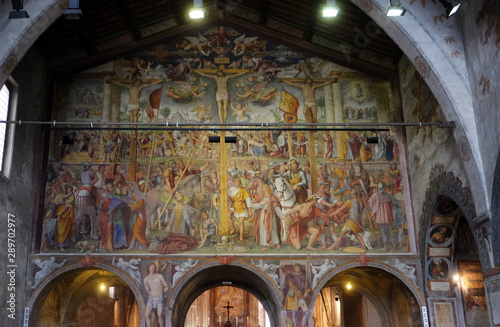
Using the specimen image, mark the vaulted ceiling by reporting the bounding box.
[35,0,403,81]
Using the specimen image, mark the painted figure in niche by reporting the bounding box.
[128,182,148,250]
[278,78,336,124]
[252,184,283,250]
[283,195,321,251]
[368,183,396,252]
[429,258,448,280]
[282,159,308,204]
[228,177,253,241]
[311,259,336,289]
[430,226,452,245]
[252,259,280,285]
[198,212,218,248]
[144,262,169,327]
[191,68,251,123]
[32,257,67,289]
[327,190,367,251]
[280,263,311,327]
[113,257,142,286]
[172,259,199,286]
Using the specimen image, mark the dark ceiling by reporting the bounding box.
[35,0,403,81]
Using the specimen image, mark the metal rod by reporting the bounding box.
[0,120,456,128]
[50,126,390,132]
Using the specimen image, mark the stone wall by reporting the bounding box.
[0,48,48,326]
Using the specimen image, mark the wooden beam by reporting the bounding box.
[225,16,397,81]
[119,0,143,41]
[302,0,320,42]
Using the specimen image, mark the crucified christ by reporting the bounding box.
[278,77,337,124]
[191,68,251,123]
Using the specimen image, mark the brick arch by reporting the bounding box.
[26,261,146,327]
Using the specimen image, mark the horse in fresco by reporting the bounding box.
[273,176,297,241]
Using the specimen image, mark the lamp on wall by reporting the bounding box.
[387,0,406,16]
[438,0,460,18]
[322,0,339,17]
[189,0,205,19]
[64,0,83,20]
[9,0,29,19]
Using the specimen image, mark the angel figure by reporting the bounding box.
[176,33,211,56]
[165,81,206,100]
[230,100,250,122]
[233,34,259,56]
[236,81,278,103]
[191,102,213,121]
[32,257,67,289]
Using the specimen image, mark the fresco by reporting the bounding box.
[43,25,410,255]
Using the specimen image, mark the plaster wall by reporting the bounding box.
[398,55,469,224]
[458,1,500,206]
[0,48,49,326]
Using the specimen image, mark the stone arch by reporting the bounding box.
[491,151,500,267]
[26,261,146,327]
[419,168,492,273]
[166,260,282,327]
[312,260,424,307]
[311,260,425,326]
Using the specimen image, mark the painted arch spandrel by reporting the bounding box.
[43,25,411,255]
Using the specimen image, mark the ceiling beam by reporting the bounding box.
[303,0,320,42]
[119,0,143,41]
[225,16,397,81]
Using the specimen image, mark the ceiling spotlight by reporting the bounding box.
[438,0,460,18]
[387,0,406,16]
[64,0,83,19]
[9,0,29,19]
[189,0,205,19]
[323,0,339,17]
[453,273,460,283]
[100,283,106,291]
[346,282,352,290]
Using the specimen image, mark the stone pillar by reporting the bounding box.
[484,268,500,326]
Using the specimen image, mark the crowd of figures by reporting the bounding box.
[43,138,407,253]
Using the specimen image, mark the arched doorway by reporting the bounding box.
[314,266,422,327]
[184,286,271,327]
[168,264,281,327]
[27,263,144,327]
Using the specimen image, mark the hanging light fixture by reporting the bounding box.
[323,0,339,17]
[189,0,205,19]
[387,0,406,16]
[64,0,83,20]
[438,0,460,18]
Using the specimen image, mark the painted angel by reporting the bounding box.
[230,100,251,122]
[236,81,278,103]
[176,33,211,56]
[165,81,206,100]
[191,102,212,121]
[233,34,259,56]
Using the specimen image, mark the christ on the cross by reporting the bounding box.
[191,68,251,123]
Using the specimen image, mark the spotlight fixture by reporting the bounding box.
[323,0,339,18]
[9,0,29,19]
[387,0,406,16]
[189,0,205,19]
[100,283,106,291]
[64,0,83,19]
[438,0,460,18]
[453,273,460,283]
[346,282,352,290]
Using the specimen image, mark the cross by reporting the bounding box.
[223,301,234,324]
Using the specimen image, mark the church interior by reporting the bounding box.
[1,0,500,326]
